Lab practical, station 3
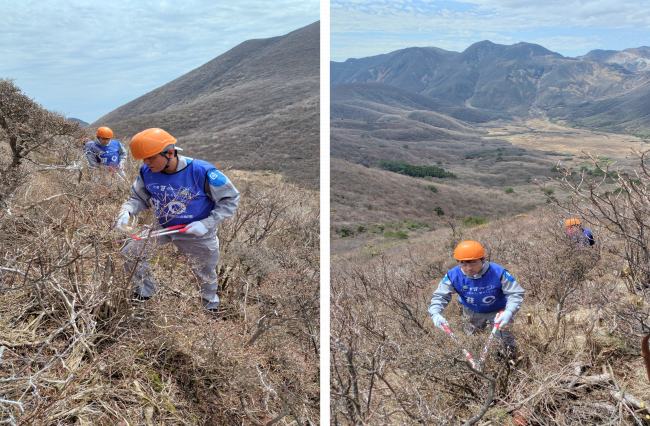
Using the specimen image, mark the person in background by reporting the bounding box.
[83,126,127,180]
[566,218,595,246]
[115,128,240,318]
[429,240,525,355]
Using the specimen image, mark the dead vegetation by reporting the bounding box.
[331,200,650,425]
[0,80,319,425]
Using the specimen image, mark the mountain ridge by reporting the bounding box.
[91,21,320,189]
[331,41,649,115]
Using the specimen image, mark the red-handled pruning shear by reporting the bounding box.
[478,311,505,371]
[440,323,478,369]
[109,166,127,181]
[439,310,504,372]
[112,224,189,244]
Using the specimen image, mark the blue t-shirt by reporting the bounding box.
[140,159,220,227]
[568,228,594,246]
[84,140,122,167]
[447,263,509,313]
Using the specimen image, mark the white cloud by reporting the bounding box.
[0,0,319,123]
[331,0,650,61]
[333,0,650,30]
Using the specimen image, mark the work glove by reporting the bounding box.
[431,314,449,330]
[494,310,513,328]
[185,221,208,237]
[116,164,127,180]
[116,210,131,232]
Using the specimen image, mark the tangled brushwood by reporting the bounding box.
[0,80,319,425]
[331,154,650,425]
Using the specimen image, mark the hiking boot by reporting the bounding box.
[130,293,151,306]
[206,308,225,321]
[506,346,520,360]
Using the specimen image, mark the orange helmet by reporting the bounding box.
[565,218,581,226]
[454,241,486,260]
[96,127,113,138]
[129,128,177,160]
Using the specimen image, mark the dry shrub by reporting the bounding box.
[549,151,650,346]
[331,206,650,426]
[0,87,319,425]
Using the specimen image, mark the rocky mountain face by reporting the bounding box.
[90,22,319,189]
[332,41,650,114]
[332,41,650,133]
[580,47,650,72]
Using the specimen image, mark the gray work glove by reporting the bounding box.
[184,221,208,236]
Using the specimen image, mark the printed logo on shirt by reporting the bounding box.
[504,271,515,282]
[208,170,227,187]
[482,296,496,304]
[166,201,187,215]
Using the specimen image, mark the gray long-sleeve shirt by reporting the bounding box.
[428,262,525,317]
[120,155,240,229]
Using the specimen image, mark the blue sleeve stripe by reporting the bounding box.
[207,169,227,187]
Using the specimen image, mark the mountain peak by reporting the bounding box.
[580,46,650,72]
[88,21,320,189]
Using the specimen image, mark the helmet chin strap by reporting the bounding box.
[161,151,172,171]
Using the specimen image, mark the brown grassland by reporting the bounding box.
[331,111,650,425]
[332,202,650,425]
[479,117,648,160]
[0,80,319,425]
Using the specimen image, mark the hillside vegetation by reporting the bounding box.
[330,84,571,243]
[332,199,650,425]
[330,40,650,426]
[0,81,319,425]
[91,22,320,190]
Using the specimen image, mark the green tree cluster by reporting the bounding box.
[377,161,457,179]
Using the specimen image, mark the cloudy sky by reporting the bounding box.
[331,0,650,61]
[0,0,319,124]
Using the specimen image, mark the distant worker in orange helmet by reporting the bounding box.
[565,218,595,246]
[428,241,525,352]
[115,128,240,318]
[83,127,127,179]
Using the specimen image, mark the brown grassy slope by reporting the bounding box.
[331,82,502,123]
[330,157,547,226]
[331,207,650,425]
[90,22,319,190]
[330,99,567,237]
[0,155,320,425]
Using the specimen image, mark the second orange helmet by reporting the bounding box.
[96,127,113,138]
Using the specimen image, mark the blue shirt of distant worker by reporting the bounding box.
[83,126,127,170]
[566,218,595,246]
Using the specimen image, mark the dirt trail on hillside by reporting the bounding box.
[479,118,647,160]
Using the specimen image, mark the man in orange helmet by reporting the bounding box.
[115,128,240,318]
[566,218,594,246]
[428,240,525,352]
[83,127,127,179]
